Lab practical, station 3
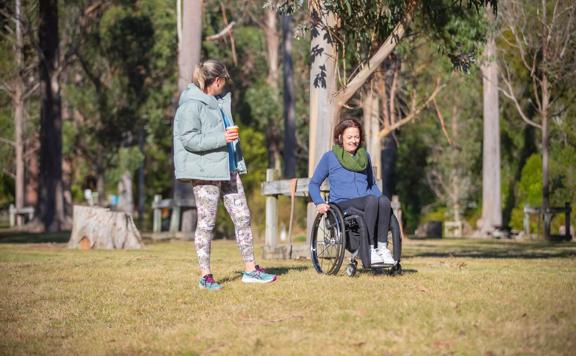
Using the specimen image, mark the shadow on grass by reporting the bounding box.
[406,239,576,259]
[263,265,309,275]
[355,267,418,277]
[0,229,70,244]
[219,265,310,284]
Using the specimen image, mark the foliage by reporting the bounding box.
[393,36,482,232]
[307,0,495,87]
[245,81,281,128]
[509,154,541,231]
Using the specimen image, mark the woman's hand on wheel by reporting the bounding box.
[316,203,330,214]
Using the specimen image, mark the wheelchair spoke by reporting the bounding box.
[311,207,346,275]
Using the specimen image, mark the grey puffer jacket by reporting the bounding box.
[173,84,247,181]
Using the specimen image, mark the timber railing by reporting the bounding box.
[260,169,323,259]
[523,202,572,240]
[151,195,196,239]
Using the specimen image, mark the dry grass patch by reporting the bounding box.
[1,237,575,355]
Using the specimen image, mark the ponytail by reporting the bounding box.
[192,64,205,90]
[191,59,230,91]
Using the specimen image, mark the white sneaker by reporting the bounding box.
[370,246,385,266]
[376,243,396,265]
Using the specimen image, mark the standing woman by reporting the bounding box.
[173,59,277,290]
[309,119,396,266]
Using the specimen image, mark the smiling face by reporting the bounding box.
[341,127,361,154]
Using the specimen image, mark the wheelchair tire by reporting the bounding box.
[310,204,346,275]
[387,214,402,263]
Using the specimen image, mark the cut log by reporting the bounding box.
[68,205,143,249]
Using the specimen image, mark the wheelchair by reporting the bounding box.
[310,203,402,277]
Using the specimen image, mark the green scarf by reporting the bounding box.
[332,144,368,172]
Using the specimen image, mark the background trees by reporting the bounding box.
[499,0,576,239]
[0,0,574,239]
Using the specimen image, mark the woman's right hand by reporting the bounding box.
[316,203,330,214]
[225,130,239,143]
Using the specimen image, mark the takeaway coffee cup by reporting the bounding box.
[226,125,239,134]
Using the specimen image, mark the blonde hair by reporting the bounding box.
[192,59,230,90]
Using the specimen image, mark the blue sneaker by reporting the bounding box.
[242,265,277,284]
[198,274,223,290]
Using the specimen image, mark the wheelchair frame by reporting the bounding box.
[310,203,402,277]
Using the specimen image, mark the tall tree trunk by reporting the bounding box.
[480,13,502,236]
[174,0,203,235]
[307,2,338,240]
[265,8,281,171]
[541,73,550,239]
[177,0,202,90]
[138,127,145,225]
[540,0,551,240]
[266,9,279,86]
[37,0,65,232]
[282,15,297,178]
[14,0,25,226]
[117,170,134,215]
[363,88,381,177]
[308,3,338,175]
[451,107,461,222]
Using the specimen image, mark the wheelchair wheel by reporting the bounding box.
[387,214,402,263]
[310,204,346,275]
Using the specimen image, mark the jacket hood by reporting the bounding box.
[178,84,230,109]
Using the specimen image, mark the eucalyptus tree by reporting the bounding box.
[271,0,496,173]
[0,0,37,225]
[499,0,576,239]
[480,2,501,236]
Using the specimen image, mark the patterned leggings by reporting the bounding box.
[192,173,255,271]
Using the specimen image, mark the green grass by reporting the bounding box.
[1,236,575,355]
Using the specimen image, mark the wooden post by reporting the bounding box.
[153,194,162,233]
[265,169,278,251]
[169,206,181,233]
[9,204,15,227]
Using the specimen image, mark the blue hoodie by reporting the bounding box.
[308,150,381,204]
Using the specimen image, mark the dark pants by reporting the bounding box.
[337,195,391,245]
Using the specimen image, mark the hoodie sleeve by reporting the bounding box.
[309,153,330,205]
[176,101,226,152]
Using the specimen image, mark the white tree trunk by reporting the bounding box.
[14,0,25,226]
[282,14,297,178]
[117,170,133,215]
[363,89,381,178]
[68,205,143,249]
[266,8,279,86]
[174,0,203,235]
[264,8,282,171]
[177,0,202,91]
[480,24,502,235]
[308,3,338,176]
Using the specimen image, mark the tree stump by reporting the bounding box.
[68,205,143,249]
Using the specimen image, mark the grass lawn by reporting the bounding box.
[1,234,575,355]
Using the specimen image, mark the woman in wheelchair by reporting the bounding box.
[309,119,397,269]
